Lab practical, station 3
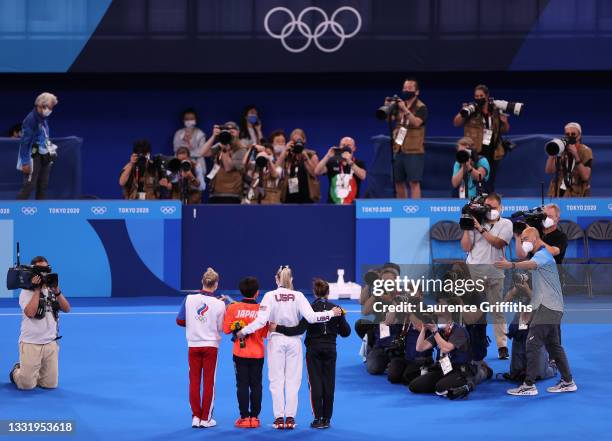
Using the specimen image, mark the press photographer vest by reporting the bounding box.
[123,168,158,200]
[170,160,201,204]
[463,108,505,160]
[392,99,426,154]
[246,171,283,205]
[210,145,244,197]
[547,144,592,197]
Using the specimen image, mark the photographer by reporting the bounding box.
[389,78,428,199]
[461,193,513,359]
[545,122,593,197]
[119,139,169,200]
[9,256,70,390]
[451,137,490,198]
[239,105,264,148]
[453,85,510,192]
[515,203,567,264]
[277,128,320,204]
[167,147,203,204]
[495,227,577,396]
[17,92,59,200]
[314,137,366,204]
[242,144,283,204]
[202,122,247,204]
[173,108,207,180]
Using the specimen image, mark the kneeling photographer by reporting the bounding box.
[451,137,490,198]
[9,256,70,390]
[461,192,513,359]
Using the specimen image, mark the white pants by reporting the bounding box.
[267,334,303,418]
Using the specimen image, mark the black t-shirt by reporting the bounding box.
[543,228,568,264]
[284,158,312,204]
[325,157,366,204]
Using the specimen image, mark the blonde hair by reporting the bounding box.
[544,203,561,217]
[202,267,219,289]
[290,128,307,143]
[35,92,58,107]
[457,136,474,148]
[276,265,293,290]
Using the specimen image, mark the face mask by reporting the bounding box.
[402,91,416,100]
[42,108,52,117]
[247,115,258,125]
[475,98,487,108]
[565,135,577,145]
[487,209,500,221]
[522,241,534,254]
[273,144,285,155]
[542,217,555,229]
[184,120,196,128]
[437,323,447,330]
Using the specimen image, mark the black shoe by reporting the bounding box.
[284,417,296,430]
[310,418,324,429]
[9,363,19,385]
[498,347,509,360]
[321,418,331,429]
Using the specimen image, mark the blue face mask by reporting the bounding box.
[247,115,258,125]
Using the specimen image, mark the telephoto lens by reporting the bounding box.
[255,153,269,168]
[545,138,566,156]
[180,160,192,172]
[218,128,233,145]
[460,103,477,119]
[456,149,471,164]
[292,140,305,154]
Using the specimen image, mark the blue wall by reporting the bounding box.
[1,72,611,199]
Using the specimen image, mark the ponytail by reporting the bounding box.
[276,265,293,290]
[312,278,329,298]
[202,267,219,289]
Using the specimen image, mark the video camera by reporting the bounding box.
[459,194,490,230]
[460,99,524,119]
[510,206,546,235]
[6,244,59,291]
[545,134,577,156]
[376,95,401,120]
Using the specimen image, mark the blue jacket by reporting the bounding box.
[17,108,49,169]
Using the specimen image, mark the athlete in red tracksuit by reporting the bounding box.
[176,268,226,429]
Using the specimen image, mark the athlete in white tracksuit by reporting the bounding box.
[240,267,339,423]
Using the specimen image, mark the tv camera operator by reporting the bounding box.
[512,203,567,265]
[119,139,171,200]
[460,192,513,359]
[9,256,70,390]
[453,85,522,192]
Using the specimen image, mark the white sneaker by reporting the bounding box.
[507,383,538,396]
[200,419,217,428]
[547,380,578,393]
[192,416,201,428]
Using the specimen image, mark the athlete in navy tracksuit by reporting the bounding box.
[273,279,351,429]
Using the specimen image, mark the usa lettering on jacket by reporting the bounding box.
[275,293,295,302]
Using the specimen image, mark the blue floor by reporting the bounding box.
[0,296,611,441]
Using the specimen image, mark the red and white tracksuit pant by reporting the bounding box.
[188,346,218,421]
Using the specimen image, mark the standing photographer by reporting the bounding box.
[461,193,513,359]
[277,128,320,204]
[9,256,71,390]
[545,122,593,197]
[17,92,59,200]
[314,137,367,204]
[242,144,283,204]
[453,85,510,192]
[119,139,169,200]
[451,136,490,198]
[388,78,428,199]
[168,147,203,204]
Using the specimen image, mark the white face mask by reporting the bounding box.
[42,108,52,117]
[542,217,555,229]
[273,144,286,155]
[487,209,500,221]
[522,241,534,254]
[437,323,447,329]
[184,120,196,128]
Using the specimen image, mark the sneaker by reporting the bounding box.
[284,417,296,430]
[273,417,285,430]
[191,416,201,428]
[498,347,509,360]
[321,418,331,429]
[310,418,324,429]
[200,419,217,428]
[250,417,261,428]
[9,362,19,385]
[547,380,578,393]
[234,417,251,429]
[507,383,538,396]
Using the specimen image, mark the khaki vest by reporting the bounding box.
[210,145,244,197]
[392,99,426,154]
[463,109,505,160]
[123,170,158,200]
[548,144,593,197]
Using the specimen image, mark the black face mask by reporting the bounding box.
[402,91,416,100]
[475,98,487,107]
[565,135,577,145]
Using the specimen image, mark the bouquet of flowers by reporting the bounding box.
[230,320,247,348]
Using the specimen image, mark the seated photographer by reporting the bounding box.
[408,297,475,399]
[277,128,320,203]
[173,108,207,179]
[239,105,264,148]
[461,192,513,359]
[242,144,283,204]
[166,147,203,204]
[314,137,367,205]
[453,84,510,192]
[10,256,70,390]
[202,122,247,204]
[545,122,593,197]
[514,203,567,265]
[119,139,169,200]
[451,137,490,198]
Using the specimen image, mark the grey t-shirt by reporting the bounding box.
[466,217,513,279]
[530,247,564,312]
[19,289,57,345]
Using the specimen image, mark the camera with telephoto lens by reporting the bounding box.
[456,148,477,164]
[492,100,524,117]
[545,134,577,156]
[255,152,270,169]
[376,95,401,120]
[460,103,478,119]
[510,206,546,235]
[291,140,305,154]
[459,194,490,231]
[216,124,233,145]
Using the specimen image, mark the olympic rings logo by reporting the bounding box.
[21,207,37,215]
[91,206,107,215]
[264,6,361,53]
[403,205,419,214]
[160,206,177,215]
